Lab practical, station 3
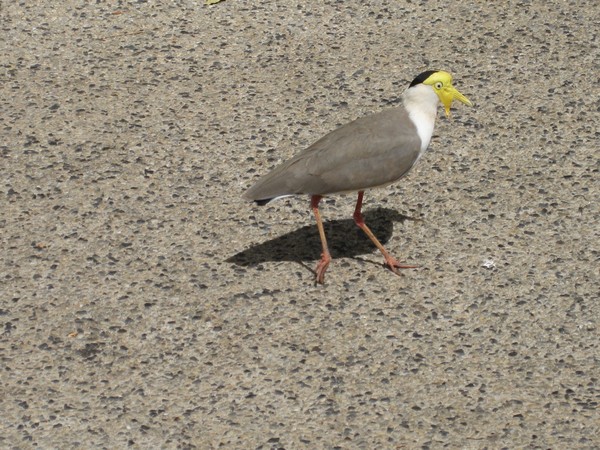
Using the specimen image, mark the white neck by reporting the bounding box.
[402,84,439,152]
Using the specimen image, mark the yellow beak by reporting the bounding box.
[440,86,473,117]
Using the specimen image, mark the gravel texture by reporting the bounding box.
[1,1,599,448]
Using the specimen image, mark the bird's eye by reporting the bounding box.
[434,82,443,89]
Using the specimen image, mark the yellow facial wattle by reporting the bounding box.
[423,71,473,117]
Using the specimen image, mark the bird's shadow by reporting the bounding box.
[227,207,414,268]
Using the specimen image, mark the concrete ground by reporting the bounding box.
[1,1,598,448]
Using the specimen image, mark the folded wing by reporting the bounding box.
[244,106,422,203]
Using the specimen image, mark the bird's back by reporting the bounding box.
[244,106,423,203]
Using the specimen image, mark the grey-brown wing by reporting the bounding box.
[244,106,422,202]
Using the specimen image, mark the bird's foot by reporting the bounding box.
[385,256,417,275]
[314,253,332,285]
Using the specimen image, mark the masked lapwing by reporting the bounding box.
[244,70,472,284]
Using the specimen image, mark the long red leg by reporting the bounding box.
[311,195,331,284]
[353,191,416,275]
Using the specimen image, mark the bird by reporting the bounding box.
[244,70,472,284]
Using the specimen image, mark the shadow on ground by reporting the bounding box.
[227,207,414,266]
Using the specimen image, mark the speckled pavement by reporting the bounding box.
[1,1,598,448]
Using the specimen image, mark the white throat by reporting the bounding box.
[402,84,439,152]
